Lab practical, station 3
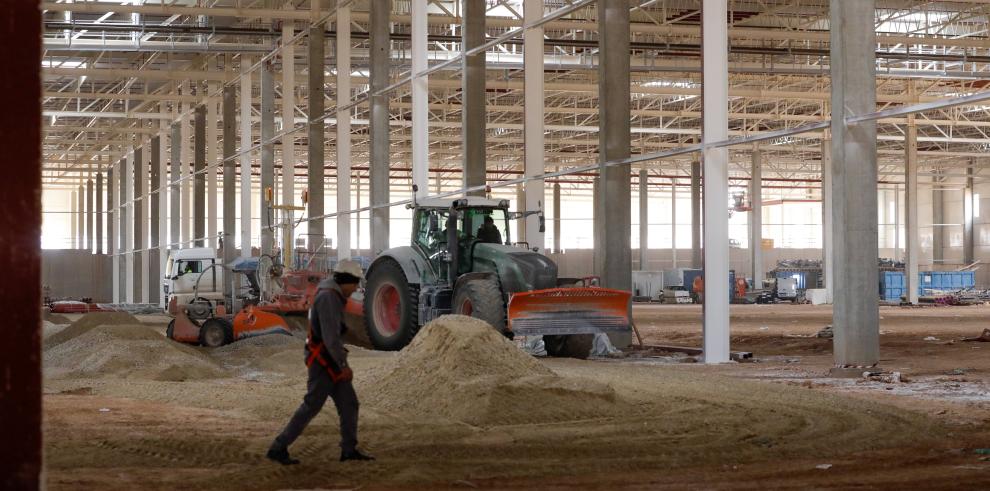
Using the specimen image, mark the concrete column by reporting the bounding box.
[690,159,702,268]
[639,169,648,270]
[110,164,118,302]
[86,179,94,252]
[282,18,297,264]
[194,104,206,247]
[123,150,133,303]
[552,182,561,253]
[671,177,678,268]
[149,136,161,305]
[821,138,833,302]
[240,56,253,257]
[96,171,104,255]
[596,0,632,349]
[207,83,219,249]
[307,16,325,243]
[70,189,78,249]
[829,0,879,371]
[260,62,275,256]
[516,183,526,243]
[523,0,546,253]
[965,162,975,265]
[222,84,237,304]
[336,0,351,260]
[369,0,390,255]
[462,0,486,195]
[750,147,763,283]
[181,82,191,246]
[702,0,730,364]
[133,146,144,303]
[170,123,181,250]
[933,171,944,264]
[411,0,429,200]
[904,111,919,303]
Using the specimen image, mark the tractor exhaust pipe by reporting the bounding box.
[447,208,459,286]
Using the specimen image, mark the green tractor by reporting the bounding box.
[360,196,631,359]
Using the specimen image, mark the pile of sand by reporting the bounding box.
[366,315,630,426]
[44,312,141,348]
[44,321,224,382]
[43,310,72,324]
[211,333,305,375]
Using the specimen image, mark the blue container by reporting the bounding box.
[919,271,974,294]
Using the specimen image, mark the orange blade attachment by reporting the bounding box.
[507,287,631,337]
[232,306,292,340]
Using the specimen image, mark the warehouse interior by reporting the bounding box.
[8,0,990,488]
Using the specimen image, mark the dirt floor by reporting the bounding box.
[42,304,990,490]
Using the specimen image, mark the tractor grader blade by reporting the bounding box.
[507,287,632,337]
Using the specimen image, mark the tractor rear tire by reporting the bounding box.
[364,259,420,351]
[199,318,233,348]
[452,277,506,333]
[544,333,594,359]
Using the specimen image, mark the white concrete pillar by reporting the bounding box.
[124,149,135,303]
[336,0,351,260]
[639,169,648,269]
[702,0,730,363]
[750,146,763,284]
[181,81,192,247]
[821,138,833,303]
[671,176,678,268]
[111,163,119,302]
[260,62,276,256]
[282,17,296,265]
[207,83,219,249]
[240,56,253,257]
[411,0,429,200]
[524,0,546,253]
[70,189,78,249]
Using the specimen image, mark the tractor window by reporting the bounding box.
[463,208,508,245]
[414,209,450,254]
[176,260,203,276]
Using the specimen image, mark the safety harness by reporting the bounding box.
[305,288,352,383]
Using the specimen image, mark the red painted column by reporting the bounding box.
[0,0,43,488]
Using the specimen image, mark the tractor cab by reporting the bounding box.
[411,197,513,282]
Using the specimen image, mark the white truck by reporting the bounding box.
[162,248,225,317]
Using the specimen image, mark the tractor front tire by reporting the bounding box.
[166,320,175,340]
[199,318,233,348]
[544,334,594,359]
[364,260,419,351]
[452,277,506,333]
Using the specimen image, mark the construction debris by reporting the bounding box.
[816,325,834,339]
[963,329,990,342]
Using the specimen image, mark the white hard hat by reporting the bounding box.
[333,259,364,279]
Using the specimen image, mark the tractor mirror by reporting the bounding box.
[539,215,546,233]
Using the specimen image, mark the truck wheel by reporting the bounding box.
[544,334,594,359]
[452,277,506,333]
[199,318,232,347]
[364,259,419,351]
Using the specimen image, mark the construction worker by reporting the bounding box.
[477,215,502,244]
[266,259,374,465]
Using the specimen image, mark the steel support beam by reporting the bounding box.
[750,146,763,283]
[702,0,730,364]
[462,0,486,196]
[595,0,632,348]
[241,57,253,257]
[690,160,701,268]
[307,19,325,244]
[369,0,390,255]
[830,0,880,371]
[260,62,275,256]
[336,0,351,259]
[222,84,237,304]
[194,105,207,247]
[524,0,545,253]
[411,0,429,200]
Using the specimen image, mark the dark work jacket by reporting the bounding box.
[308,279,349,370]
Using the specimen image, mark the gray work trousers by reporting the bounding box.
[273,362,359,453]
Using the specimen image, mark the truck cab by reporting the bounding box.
[163,247,225,317]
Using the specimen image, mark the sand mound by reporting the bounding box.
[44,311,141,348]
[210,332,305,375]
[43,311,72,324]
[43,320,68,340]
[366,315,629,426]
[44,324,224,381]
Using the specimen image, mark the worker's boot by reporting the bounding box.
[340,449,375,462]
[266,446,301,466]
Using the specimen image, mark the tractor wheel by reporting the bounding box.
[544,334,594,359]
[452,277,506,333]
[199,318,233,348]
[364,259,419,351]
[166,320,175,340]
